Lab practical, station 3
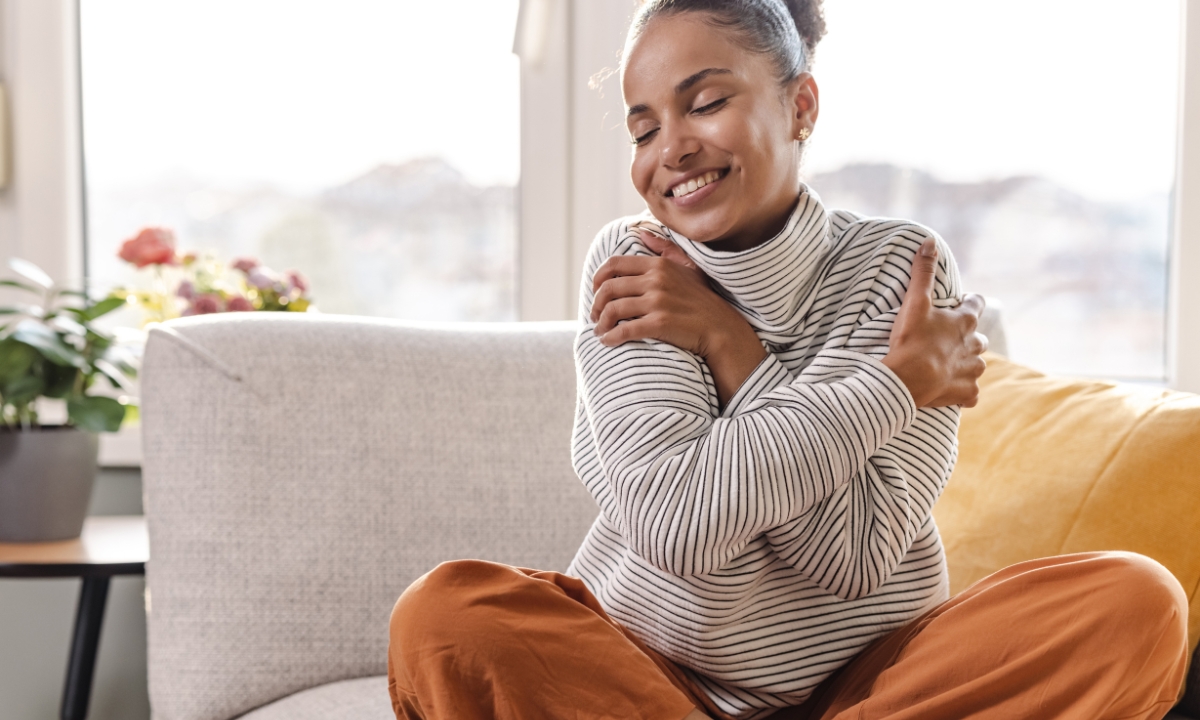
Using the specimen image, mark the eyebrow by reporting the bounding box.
[626,67,733,118]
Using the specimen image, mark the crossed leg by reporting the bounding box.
[787,552,1189,720]
[388,553,1188,720]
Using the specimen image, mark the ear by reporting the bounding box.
[788,72,820,141]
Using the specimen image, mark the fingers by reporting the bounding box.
[593,255,657,292]
[959,292,986,318]
[902,239,938,311]
[923,355,988,408]
[591,275,647,322]
[594,296,651,336]
[969,331,989,356]
[638,230,697,270]
[638,229,671,255]
[598,316,661,347]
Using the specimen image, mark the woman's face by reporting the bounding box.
[622,13,818,252]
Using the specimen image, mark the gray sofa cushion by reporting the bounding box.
[237,677,391,720]
[142,316,597,720]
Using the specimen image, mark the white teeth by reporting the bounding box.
[671,171,723,198]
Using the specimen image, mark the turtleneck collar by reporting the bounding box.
[637,184,831,335]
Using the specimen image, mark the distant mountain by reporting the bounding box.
[806,163,1167,281]
[806,162,1168,377]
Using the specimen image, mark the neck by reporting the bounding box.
[706,191,802,253]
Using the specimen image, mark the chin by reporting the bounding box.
[651,204,733,244]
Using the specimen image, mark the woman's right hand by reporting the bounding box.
[882,240,989,408]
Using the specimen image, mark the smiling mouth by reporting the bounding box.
[667,169,728,199]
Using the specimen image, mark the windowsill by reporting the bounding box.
[99,423,142,468]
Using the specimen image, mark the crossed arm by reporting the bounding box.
[576,226,985,594]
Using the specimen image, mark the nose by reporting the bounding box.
[658,118,701,169]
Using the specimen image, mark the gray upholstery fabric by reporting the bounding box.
[141,315,596,720]
[237,677,392,720]
[143,307,1045,720]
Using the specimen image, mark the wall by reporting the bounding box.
[517,0,644,321]
[0,469,149,720]
[0,0,84,288]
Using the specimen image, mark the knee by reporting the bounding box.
[1086,552,1188,651]
[390,560,515,653]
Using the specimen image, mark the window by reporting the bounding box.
[80,0,521,323]
[803,0,1180,381]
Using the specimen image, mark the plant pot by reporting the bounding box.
[0,426,99,542]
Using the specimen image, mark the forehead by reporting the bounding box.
[621,13,770,105]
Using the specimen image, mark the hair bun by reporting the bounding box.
[782,0,827,60]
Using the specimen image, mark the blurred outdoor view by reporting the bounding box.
[83,1,1180,381]
[805,0,1180,381]
[81,0,520,322]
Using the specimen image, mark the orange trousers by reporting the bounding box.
[388,552,1189,720]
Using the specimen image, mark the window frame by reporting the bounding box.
[1,0,1198,467]
[517,0,1200,395]
[1170,0,1200,394]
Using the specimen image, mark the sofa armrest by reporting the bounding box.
[141,315,597,720]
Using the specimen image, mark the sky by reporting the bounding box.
[806,0,1182,201]
[80,0,523,191]
[81,0,1181,202]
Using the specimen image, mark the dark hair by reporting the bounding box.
[627,0,827,84]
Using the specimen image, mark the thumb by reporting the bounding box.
[639,230,697,270]
[904,239,938,308]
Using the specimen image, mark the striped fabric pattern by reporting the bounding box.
[567,186,964,718]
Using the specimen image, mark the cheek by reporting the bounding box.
[630,151,657,203]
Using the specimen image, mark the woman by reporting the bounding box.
[388,1,1188,718]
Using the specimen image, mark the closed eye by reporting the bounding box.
[632,128,659,146]
[693,97,727,115]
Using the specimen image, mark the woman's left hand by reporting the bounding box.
[591,229,767,405]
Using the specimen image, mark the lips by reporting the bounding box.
[667,169,728,199]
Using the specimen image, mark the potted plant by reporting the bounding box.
[0,259,135,542]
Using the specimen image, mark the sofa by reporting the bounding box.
[140,309,1197,720]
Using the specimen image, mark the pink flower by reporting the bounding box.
[246,267,276,289]
[176,280,195,300]
[189,294,222,315]
[226,296,254,312]
[118,227,177,268]
[284,270,308,294]
[231,257,259,274]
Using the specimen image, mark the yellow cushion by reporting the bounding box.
[935,353,1200,651]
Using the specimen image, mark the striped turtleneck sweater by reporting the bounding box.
[566,185,964,719]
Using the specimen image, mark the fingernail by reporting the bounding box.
[921,240,937,257]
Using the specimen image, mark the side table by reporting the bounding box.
[0,516,149,720]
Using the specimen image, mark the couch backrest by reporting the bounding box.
[141,315,595,720]
[142,305,1010,720]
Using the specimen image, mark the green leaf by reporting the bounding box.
[102,346,140,379]
[0,337,37,383]
[68,395,126,433]
[0,279,40,294]
[48,315,88,337]
[94,358,133,392]
[3,375,44,407]
[81,296,127,321]
[42,362,79,399]
[0,304,44,318]
[11,320,87,369]
[8,259,53,289]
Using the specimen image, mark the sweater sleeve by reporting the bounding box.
[734,224,962,599]
[575,220,933,581]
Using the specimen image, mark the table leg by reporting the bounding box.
[60,576,111,720]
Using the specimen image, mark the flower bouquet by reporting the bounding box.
[115,227,313,324]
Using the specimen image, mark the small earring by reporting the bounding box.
[797,128,811,142]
